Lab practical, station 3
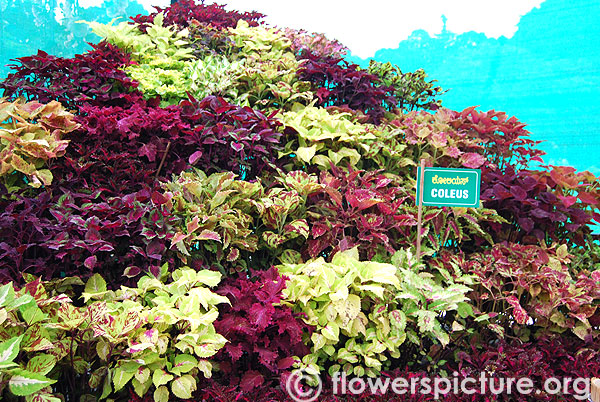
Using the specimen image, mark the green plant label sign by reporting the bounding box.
[416,167,481,207]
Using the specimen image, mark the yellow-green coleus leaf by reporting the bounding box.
[8,369,56,396]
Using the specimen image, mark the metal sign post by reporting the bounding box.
[416,159,425,263]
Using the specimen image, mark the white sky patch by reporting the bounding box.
[79,0,545,58]
[212,0,546,58]
[54,0,66,24]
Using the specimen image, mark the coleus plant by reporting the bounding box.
[447,107,545,171]
[383,108,489,174]
[278,103,374,170]
[278,247,472,378]
[481,165,600,247]
[465,243,600,341]
[212,266,311,391]
[126,54,243,106]
[451,335,600,401]
[366,60,446,112]
[0,266,230,401]
[56,94,282,196]
[57,93,281,193]
[390,249,475,346]
[86,14,245,108]
[0,99,77,191]
[228,21,314,110]
[84,13,194,64]
[298,50,397,124]
[0,188,175,287]
[54,97,190,195]
[131,0,265,30]
[303,164,504,261]
[0,42,140,109]
[160,169,321,272]
[0,281,61,400]
[187,20,237,59]
[278,27,348,60]
[82,267,230,401]
[278,247,405,378]
[178,95,283,179]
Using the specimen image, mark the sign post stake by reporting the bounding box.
[416,159,425,264]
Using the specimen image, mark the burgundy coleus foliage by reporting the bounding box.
[131,0,264,29]
[54,95,282,197]
[0,189,175,286]
[56,97,189,196]
[298,51,397,124]
[213,267,311,392]
[454,336,600,401]
[481,165,600,246]
[305,165,416,260]
[0,42,141,109]
[179,95,283,179]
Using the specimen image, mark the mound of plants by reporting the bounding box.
[0,1,599,401]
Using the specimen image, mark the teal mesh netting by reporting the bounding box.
[0,0,148,79]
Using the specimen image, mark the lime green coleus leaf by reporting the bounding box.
[20,304,48,326]
[197,359,212,378]
[132,376,152,398]
[154,385,170,402]
[170,354,198,376]
[171,375,197,399]
[193,270,222,288]
[322,322,340,342]
[0,282,15,308]
[153,369,173,387]
[296,145,317,163]
[85,273,107,293]
[8,369,56,396]
[112,361,140,392]
[0,334,23,368]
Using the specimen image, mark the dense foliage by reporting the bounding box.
[0,1,599,401]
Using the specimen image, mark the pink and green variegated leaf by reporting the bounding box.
[227,248,240,262]
[195,229,222,242]
[283,219,309,239]
[263,232,287,248]
[506,295,530,325]
[171,232,190,246]
[460,152,486,169]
